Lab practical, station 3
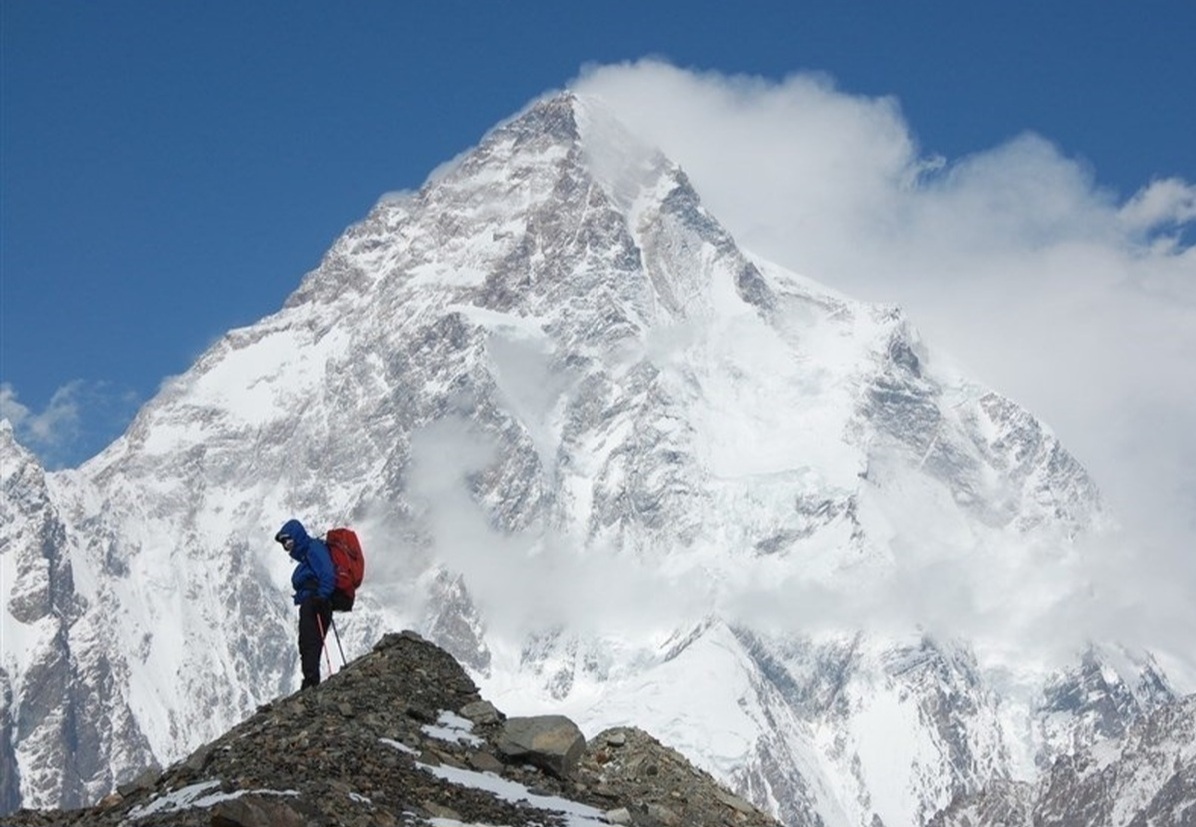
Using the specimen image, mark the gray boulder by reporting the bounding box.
[497,715,586,779]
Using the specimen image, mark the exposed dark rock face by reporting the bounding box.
[4,631,783,827]
[0,424,157,812]
[930,695,1196,827]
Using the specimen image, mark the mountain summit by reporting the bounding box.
[1,92,1188,826]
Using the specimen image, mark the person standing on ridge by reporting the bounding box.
[275,519,335,689]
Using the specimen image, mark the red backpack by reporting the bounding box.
[325,528,365,611]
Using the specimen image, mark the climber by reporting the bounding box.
[275,519,335,689]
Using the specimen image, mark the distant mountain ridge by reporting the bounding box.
[1,92,1189,826]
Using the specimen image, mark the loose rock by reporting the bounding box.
[497,715,587,779]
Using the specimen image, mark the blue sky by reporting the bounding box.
[2,1,1194,471]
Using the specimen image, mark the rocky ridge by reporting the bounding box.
[3,630,781,827]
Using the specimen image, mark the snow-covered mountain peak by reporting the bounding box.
[0,418,37,482]
[2,91,1179,827]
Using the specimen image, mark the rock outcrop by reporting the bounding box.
[4,631,783,827]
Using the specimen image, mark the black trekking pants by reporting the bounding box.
[298,597,333,688]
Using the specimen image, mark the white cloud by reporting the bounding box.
[403,413,715,643]
[1,381,83,457]
[0,380,140,469]
[1119,177,1196,235]
[0,383,32,427]
[568,59,1196,668]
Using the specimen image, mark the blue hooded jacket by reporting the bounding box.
[277,519,335,606]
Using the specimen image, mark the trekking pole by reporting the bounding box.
[329,616,347,668]
[316,613,334,676]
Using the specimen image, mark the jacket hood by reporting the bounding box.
[276,518,313,559]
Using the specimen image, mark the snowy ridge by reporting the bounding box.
[1,92,1188,825]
